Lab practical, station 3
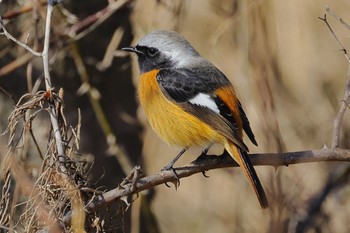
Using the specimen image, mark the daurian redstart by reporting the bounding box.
[122,30,268,208]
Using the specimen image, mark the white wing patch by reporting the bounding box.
[189,93,220,114]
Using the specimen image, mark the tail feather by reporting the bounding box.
[226,142,269,209]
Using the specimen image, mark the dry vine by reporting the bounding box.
[0,1,118,232]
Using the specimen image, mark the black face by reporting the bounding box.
[124,45,175,73]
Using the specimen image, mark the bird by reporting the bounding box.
[122,30,268,208]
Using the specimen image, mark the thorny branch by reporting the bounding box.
[83,148,350,212]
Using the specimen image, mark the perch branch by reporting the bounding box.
[84,148,350,212]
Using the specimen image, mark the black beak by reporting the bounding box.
[121,47,143,55]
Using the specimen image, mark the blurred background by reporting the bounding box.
[1,0,350,232]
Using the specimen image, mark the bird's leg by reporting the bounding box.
[162,148,187,171]
[162,148,187,186]
[196,145,212,160]
[196,145,212,178]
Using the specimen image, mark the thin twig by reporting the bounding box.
[0,85,16,103]
[326,7,350,31]
[0,17,42,57]
[319,14,350,148]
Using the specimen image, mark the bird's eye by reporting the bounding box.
[147,47,159,57]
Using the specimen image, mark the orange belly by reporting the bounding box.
[138,70,224,147]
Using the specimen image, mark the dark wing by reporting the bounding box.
[157,66,229,102]
[157,66,249,151]
[238,100,258,146]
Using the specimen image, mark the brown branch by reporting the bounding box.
[66,0,133,40]
[1,0,47,20]
[319,13,350,148]
[84,148,350,212]
[296,164,350,232]
[0,53,33,77]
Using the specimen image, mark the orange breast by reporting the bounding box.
[138,70,224,147]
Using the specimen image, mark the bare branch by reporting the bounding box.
[318,14,349,60]
[39,2,68,172]
[84,148,350,212]
[319,13,350,148]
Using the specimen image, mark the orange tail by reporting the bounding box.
[225,142,269,209]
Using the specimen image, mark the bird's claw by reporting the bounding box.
[161,165,180,188]
[201,171,210,178]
